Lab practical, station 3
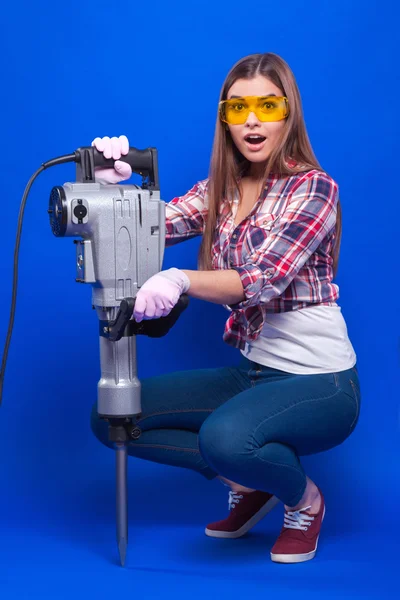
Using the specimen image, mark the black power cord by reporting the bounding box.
[0,153,76,406]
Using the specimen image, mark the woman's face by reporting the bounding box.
[226,75,286,170]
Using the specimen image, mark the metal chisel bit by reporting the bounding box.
[116,444,128,567]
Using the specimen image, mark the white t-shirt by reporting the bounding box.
[240,304,356,375]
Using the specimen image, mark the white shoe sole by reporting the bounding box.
[205,495,280,539]
[270,505,326,563]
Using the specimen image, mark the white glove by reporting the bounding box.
[91,135,133,184]
[134,268,191,323]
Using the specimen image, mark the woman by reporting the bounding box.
[91,52,360,563]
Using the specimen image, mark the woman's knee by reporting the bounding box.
[198,411,250,475]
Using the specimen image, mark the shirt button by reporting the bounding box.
[266,269,274,279]
[232,234,237,239]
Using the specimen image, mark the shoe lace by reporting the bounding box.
[284,506,314,531]
[228,491,243,510]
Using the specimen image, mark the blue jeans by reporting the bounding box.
[91,356,361,506]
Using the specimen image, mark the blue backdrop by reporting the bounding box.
[0,1,398,598]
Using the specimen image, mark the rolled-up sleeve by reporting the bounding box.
[229,171,338,310]
[165,179,208,246]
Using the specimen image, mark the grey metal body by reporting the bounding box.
[60,182,166,418]
[57,180,166,565]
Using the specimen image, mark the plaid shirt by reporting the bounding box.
[165,170,339,350]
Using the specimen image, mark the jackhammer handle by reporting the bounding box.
[92,147,155,173]
[104,294,190,342]
[74,146,159,189]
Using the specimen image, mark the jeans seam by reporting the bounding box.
[252,388,344,438]
[254,452,304,474]
[137,408,214,422]
[349,379,360,430]
[130,443,200,454]
[252,451,307,505]
[130,441,214,478]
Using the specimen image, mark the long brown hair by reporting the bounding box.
[199,52,342,276]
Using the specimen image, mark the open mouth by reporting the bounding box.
[244,134,267,145]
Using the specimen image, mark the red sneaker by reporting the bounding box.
[205,490,279,539]
[270,490,325,563]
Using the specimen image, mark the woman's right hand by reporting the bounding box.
[91,135,133,184]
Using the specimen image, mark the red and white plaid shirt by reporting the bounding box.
[165,169,339,350]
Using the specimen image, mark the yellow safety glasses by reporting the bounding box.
[219,95,289,125]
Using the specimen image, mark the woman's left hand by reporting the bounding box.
[134,268,190,322]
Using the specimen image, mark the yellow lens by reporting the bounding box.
[224,98,250,125]
[220,96,289,125]
[256,97,288,122]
